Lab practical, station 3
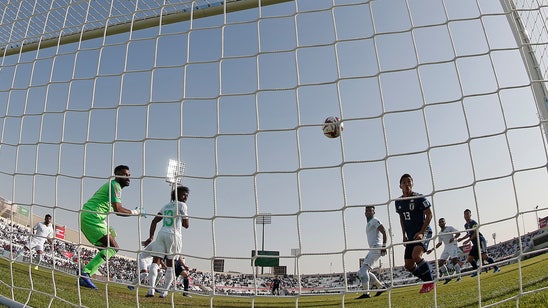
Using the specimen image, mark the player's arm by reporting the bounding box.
[427,241,442,254]
[450,230,461,243]
[142,213,163,246]
[414,207,432,240]
[378,224,388,255]
[180,256,190,270]
[398,213,407,242]
[457,231,470,243]
[112,201,140,216]
[182,217,189,229]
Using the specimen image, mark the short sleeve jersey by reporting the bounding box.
[158,200,188,236]
[465,219,485,243]
[33,222,54,243]
[82,180,122,221]
[395,192,432,239]
[366,217,383,247]
[439,225,458,246]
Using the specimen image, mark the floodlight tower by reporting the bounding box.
[166,159,185,188]
[166,159,185,202]
[256,213,272,274]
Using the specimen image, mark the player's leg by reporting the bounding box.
[12,245,29,263]
[79,219,115,289]
[479,239,500,272]
[438,257,449,277]
[468,242,481,277]
[35,249,44,268]
[357,261,372,298]
[438,259,452,284]
[451,257,462,281]
[183,277,190,296]
[159,258,174,298]
[147,257,162,297]
[128,255,151,290]
[159,233,182,298]
[84,233,118,275]
[410,243,434,293]
[412,244,433,282]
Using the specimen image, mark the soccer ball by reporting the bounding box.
[322,116,343,138]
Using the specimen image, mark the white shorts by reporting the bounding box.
[363,249,382,268]
[26,238,46,252]
[138,252,153,272]
[440,244,460,260]
[146,231,182,260]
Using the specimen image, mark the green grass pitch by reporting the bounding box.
[1,254,547,307]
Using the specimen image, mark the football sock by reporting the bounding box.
[139,272,148,284]
[361,270,371,291]
[369,272,383,289]
[183,277,189,291]
[149,263,159,290]
[83,248,116,275]
[440,264,449,277]
[163,267,174,290]
[417,259,433,281]
[454,263,461,274]
[470,260,478,270]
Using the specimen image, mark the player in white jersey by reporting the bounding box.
[427,218,462,283]
[142,185,190,298]
[356,206,388,299]
[127,243,166,290]
[13,214,54,269]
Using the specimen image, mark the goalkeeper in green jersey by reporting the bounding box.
[79,165,141,289]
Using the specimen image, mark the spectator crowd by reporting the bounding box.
[0,216,543,296]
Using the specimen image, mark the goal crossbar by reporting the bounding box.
[1,0,292,57]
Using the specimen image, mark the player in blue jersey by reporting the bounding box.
[457,209,500,277]
[395,174,435,293]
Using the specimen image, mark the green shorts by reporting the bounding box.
[80,213,112,245]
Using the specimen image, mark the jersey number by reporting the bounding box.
[163,209,174,227]
[402,212,411,221]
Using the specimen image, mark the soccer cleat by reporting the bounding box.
[456,277,462,282]
[159,291,168,298]
[470,272,478,278]
[444,278,452,284]
[127,286,135,290]
[374,290,385,297]
[356,293,371,299]
[183,293,192,298]
[419,282,435,294]
[493,267,501,273]
[375,284,387,297]
[34,266,39,270]
[145,290,154,297]
[79,272,98,290]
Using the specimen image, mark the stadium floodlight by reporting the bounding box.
[166,159,185,186]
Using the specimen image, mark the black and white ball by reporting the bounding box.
[322,116,344,138]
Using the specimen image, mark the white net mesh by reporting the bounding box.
[1,0,547,307]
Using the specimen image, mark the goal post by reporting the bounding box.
[500,0,548,139]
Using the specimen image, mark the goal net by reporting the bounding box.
[1,0,547,307]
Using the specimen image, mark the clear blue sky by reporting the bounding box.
[0,0,547,275]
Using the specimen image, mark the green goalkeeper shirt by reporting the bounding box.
[82,180,122,221]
